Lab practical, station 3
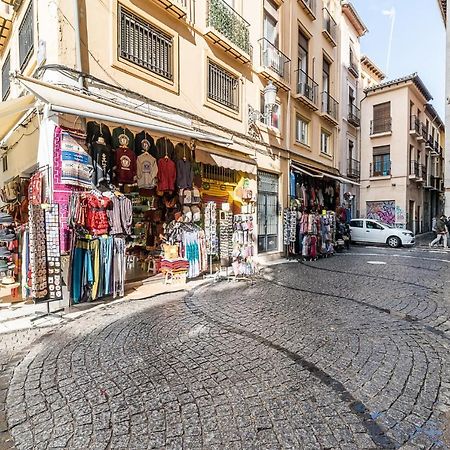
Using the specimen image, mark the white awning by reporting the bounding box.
[0,94,35,141]
[291,162,360,186]
[15,75,234,146]
[196,148,257,175]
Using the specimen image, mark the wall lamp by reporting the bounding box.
[248,81,277,126]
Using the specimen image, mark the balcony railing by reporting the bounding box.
[409,115,420,135]
[321,91,338,121]
[433,141,440,154]
[347,158,360,179]
[298,0,316,18]
[370,117,392,135]
[425,136,433,149]
[349,56,359,77]
[348,103,360,127]
[322,8,337,45]
[259,38,290,82]
[296,69,318,104]
[420,123,428,141]
[409,160,419,177]
[207,0,251,55]
[370,161,391,177]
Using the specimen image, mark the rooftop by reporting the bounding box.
[425,103,445,129]
[438,0,446,24]
[360,55,385,81]
[364,73,433,101]
[341,2,368,37]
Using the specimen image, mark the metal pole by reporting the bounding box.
[72,0,84,90]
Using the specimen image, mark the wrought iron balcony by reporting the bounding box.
[409,115,421,136]
[425,135,433,150]
[347,158,360,179]
[295,69,318,107]
[409,160,419,178]
[206,0,251,62]
[370,161,391,177]
[322,8,337,46]
[298,0,316,19]
[370,117,392,135]
[419,123,428,142]
[348,103,360,127]
[258,38,290,84]
[321,91,338,123]
[153,0,188,19]
[432,141,441,155]
[348,56,359,77]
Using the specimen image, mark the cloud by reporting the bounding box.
[382,7,395,17]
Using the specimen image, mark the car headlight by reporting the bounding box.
[402,232,412,236]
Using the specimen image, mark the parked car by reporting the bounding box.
[349,219,415,248]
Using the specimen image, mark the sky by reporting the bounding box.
[351,0,446,118]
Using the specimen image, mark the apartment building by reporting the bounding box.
[338,2,367,217]
[437,0,450,215]
[360,74,445,233]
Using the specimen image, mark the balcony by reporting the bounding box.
[370,161,391,177]
[320,91,339,125]
[417,123,427,142]
[322,8,337,47]
[409,115,421,137]
[153,0,188,19]
[347,158,360,179]
[431,176,442,191]
[348,56,359,78]
[425,136,433,150]
[431,141,441,155]
[298,0,316,19]
[370,117,392,136]
[348,103,360,127]
[409,160,419,179]
[206,0,251,63]
[293,69,318,110]
[257,38,291,89]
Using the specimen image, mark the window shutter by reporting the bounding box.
[373,145,390,156]
[373,102,390,119]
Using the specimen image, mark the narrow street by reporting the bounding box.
[1,247,449,449]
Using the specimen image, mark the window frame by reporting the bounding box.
[350,220,363,228]
[19,1,34,71]
[2,53,10,101]
[320,128,332,155]
[118,5,174,82]
[295,114,309,146]
[206,59,240,113]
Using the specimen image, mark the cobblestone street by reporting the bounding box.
[1,247,450,449]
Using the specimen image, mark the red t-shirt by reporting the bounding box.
[115,147,137,184]
[82,195,111,235]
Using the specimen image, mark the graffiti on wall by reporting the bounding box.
[366,200,396,225]
[395,205,406,224]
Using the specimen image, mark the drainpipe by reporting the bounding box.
[72,0,84,90]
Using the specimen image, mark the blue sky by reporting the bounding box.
[351,0,446,118]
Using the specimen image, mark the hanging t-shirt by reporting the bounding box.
[86,122,112,148]
[135,131,157,157]
[157,157,176,192]
[115,147,137,184]
[91,143,114,187]
[112,127,135,150]
[137,152,158,188]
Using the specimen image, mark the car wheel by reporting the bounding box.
[387,236,401,248]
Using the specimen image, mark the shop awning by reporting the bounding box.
[196,148,257,175]
[0,94,35,141]
[15,75,234,146]
[291,162,360,186]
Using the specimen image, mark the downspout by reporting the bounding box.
[72,0,85,90]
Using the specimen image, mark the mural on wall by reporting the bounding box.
[395,205,406,225]
[366,200,396,225]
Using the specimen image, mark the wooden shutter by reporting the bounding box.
[373,102,390,119]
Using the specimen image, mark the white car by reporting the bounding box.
[349,219,415,248]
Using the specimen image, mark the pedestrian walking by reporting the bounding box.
[429,214,448,248]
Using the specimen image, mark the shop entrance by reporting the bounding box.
[257,171,279,253]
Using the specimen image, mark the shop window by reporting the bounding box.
[207,60,239,112]
[257,170,279,253]
[119,6,174,81]
[295,115,309,145]
[2,53,10,101]
[320,129,332,155]
[260,92,280,129]
[2,155,7,172]
[19,2,34,70]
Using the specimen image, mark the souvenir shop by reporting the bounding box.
[283,163,344,260]
[0,112,259,306]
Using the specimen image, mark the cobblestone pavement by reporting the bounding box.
[2,246,450,449]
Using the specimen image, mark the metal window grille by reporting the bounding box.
[19,2,33,70]
[2,53,10,100]
[207,60,239,111]
[200,163,239,184]
[119,6,173,81]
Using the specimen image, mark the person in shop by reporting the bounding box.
[429,214,448,248]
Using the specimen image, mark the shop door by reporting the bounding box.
[257,171,279,253]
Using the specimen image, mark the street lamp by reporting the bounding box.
[248,81,277,126]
